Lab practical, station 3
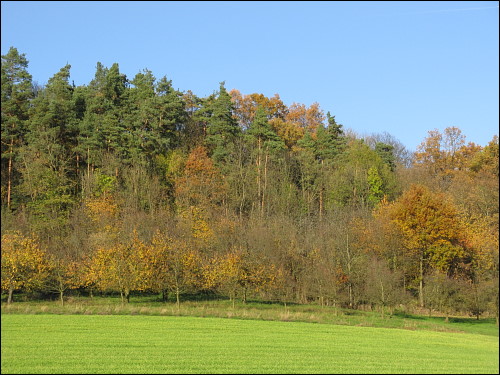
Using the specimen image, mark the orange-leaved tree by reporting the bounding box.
[174,145,227,210]
[378,184,470,307]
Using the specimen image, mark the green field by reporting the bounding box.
[1,314,498,374]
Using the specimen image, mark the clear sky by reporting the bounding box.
[1,1,498,152]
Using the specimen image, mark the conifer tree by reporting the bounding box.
[1,47,33,209]
[205,82,240,164]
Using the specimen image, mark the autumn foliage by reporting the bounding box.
[1,47,498,321]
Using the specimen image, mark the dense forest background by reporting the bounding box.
[1,47,498,321]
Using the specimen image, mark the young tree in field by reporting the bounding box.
[1,231,50,303]
[90,231,144,303]
[203,249,277,306]
[203,251,242,307]
[1,47,33,210]
[44,258,81,306]
[134,229,170,300]
[161,233,203,309]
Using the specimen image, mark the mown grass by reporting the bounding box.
[1,314,498,374]
[1,295,498,337]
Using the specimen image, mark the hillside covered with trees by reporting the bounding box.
[1,47,498,322]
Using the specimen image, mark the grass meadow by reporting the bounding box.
[1,312,499,374]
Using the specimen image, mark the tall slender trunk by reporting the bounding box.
[175,287,180,310]
[60,290,64,306]
[419,254,424,308]
[346,233,353,308]
[257,138,262,215]
[87,146,90,177]
[319,187,323,221]
[319,160,324,220]
[7,139,14,209]
[261,153,268,217]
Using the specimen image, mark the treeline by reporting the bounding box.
[1,47,498,321]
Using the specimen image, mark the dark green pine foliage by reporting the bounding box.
[153,76,186,157]
[79,62,128,171]
[1,47,33,209]
[247,105,285,152]
[101,63,128,161]
[19,64,76,220]
[127,71,187,167]
[205,82,240,164]
[127,69,157,164]
[315,112,346,162]
[78,62,112,170]
[297,131,317,154]
[375,142,396,172]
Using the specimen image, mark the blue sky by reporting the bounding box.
[1,1,498,152]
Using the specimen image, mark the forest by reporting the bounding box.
[1,47,498,322]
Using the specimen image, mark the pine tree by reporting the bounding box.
[18,64,76,223]
[1,47,33,209]
[205,82,240,164]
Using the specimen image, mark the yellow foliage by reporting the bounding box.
[1,231,50,292]
[84,195,118,224]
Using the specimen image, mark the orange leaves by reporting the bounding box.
[414,126,485,177]
[464,216,499,272]
[286,102,325,133]
[229,90,287,129]
[378,184,469,275]
[174,146,227,209]
[229,89,326,149]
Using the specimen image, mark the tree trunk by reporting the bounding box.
[60,290,64,306]
[261,153,268,217]
[7,139,14,209]
[346,233,354,308]
[7,287,14,304]
[175,287,180,310]
[257,138,261,214]
[319,160,324,221]
[87,146,90,177]
[419,254,424,308]
[319,187,323,221]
